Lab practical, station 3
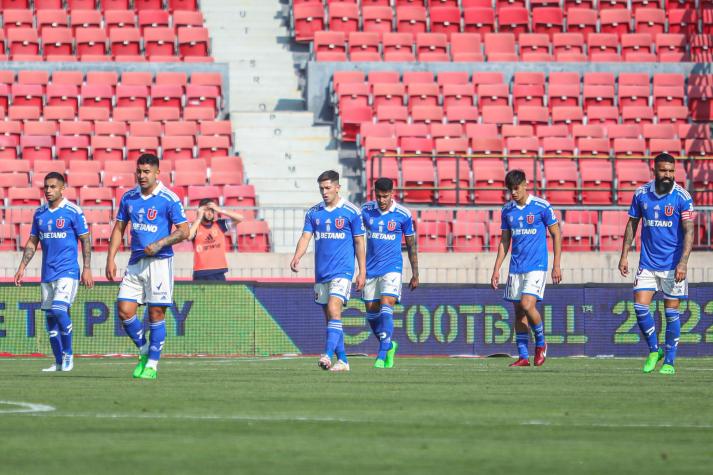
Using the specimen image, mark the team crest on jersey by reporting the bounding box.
[526,214,535,225]
[387,221,397,231]
[665,205,674,217]
[147,207,158,221]
[55,218,65,229]
[335,218,345,229]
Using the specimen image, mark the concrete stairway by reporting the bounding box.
[202,0,343,241]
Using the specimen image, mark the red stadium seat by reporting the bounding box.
[145,27,177,57]
[293,3,325,42]
[110,27,141,56]
[452,221,486,252]
[473,160,505,204]
[56,135,90,162]
[416,33,449,61]
[416,220,449,252]
[407,82,439,110]
[532,7,564,38]
[8,28,40,56]
[463,7,495,35]
[328,2,359,33]
[223,184,256,208]
[235,221,270,252]
[138,9,170,32]
[383,32,415,61]
[348,31,380,61]
[178,27,210,57]
[91,135,124,162]
[634,9,665,37]
[667,9,698,38]
[566,8,597,40]
[396,5,428,34]
[580,160,613,204]
[599,9,632,37]
[498,7,530,39]
[450,32,484,61]
[616,160,650,204]
[362,6,394,34]
[561,223,595,251]
[430,6,461,38]
[519,33,552,61]
[484,33,517,61]
[76,28,108,56]
[37,9,68,32]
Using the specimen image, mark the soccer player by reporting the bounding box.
[618,153,694,375]
[491,169,562,367]
[290,170,366,372]
[105,154,189,380]
[188,198,244,281]
[14,172,94,372]
[361,178,418,369]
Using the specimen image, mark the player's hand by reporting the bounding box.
[409,275,419,291]
[490,271,499,290]
[196,206,206,219]
[14,268,24,287]
[675,262,687,283]
[290,256,300,273]
[106,260,117,281]
[144,242,162,256]
[355,272,366,291]
[618,256,629,277]
[82,268,94,289]
[207,202,220,213]
[551,266,562,285]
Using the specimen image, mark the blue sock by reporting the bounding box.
[325,320,342,359]
[44,312,63,364]
[148,320,166,362]
[122,315,147,351]
[336,330,348,364]
[531,321,546,348]
[367,311,381,340]
[634,303,659,352]
[51,301,73,356]
[516,332,529,359]
[376,304,394,360]
[664,308,681,366]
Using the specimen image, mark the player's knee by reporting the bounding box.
[148,307,167,323]
[365,302,380,314]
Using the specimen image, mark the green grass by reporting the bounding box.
[1,357,713,475]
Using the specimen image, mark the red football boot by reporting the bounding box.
[534,343,547,367]
[509,358,530,367]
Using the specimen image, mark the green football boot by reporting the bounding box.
[139,366,157,380]
[384,340,399,369]
[132,354,149,379]
[659,364,676,375]
[643,348,664,373]
[374,359,385,369]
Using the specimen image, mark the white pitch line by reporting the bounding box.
[0,401,55,414]
[24,412,364,423]
[522,420,713,430]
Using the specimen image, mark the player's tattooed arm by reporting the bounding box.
[491,230,511,290]
[78,233,94,289]
[675,219,695,282]
[405,235,419,290]
[146,222,190,255]
[618,217,640,277]
[548,223,562,284]
[14,235,39,286]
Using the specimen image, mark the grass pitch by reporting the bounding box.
[1,357,712,475]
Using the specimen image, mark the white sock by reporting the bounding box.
[146,359,158,370]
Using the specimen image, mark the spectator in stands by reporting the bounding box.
[189,199,244,281]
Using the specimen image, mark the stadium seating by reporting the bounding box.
[0,68,272,252]
[296,1,709,62]
[0,2,212,61]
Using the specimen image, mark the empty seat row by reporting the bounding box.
[313,30,710,62]
[0,0,199,11]
[0,26,211,59]
[294,1,712,43]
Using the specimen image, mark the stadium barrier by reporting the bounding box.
[1,282,712,358]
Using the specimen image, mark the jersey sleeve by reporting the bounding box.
[169,199,188,225]
[543,204,558,226]
[403,214,415,236]
[680,194,695,221]
[628,192,641,219]
[73,209,89,236]
[500,208,510,230]
[350,209,365,237]
[30,210,40,237]
[116,194,128,222]
[218,219,230,233]
[302,209,314,233]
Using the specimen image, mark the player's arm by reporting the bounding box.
[210,202,244,223]
[353,234,366,291]
[78,232,94,289]
[290,231,313,272]
[14,235,39,286]
[618,217,640,277]
[106,220,128,281]
[188,206,205,240]
[145,222,190,256]
[491,229,511,290]
[675,218,695,283]
[405,234,419,290]
[548,223,562,284]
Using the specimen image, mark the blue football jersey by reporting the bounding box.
[628,181,694,272]
[30,199,89,283]
[501,195,558,274]
[303,198,365,283]
[116,182,188,265]
[361,201,414,278]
